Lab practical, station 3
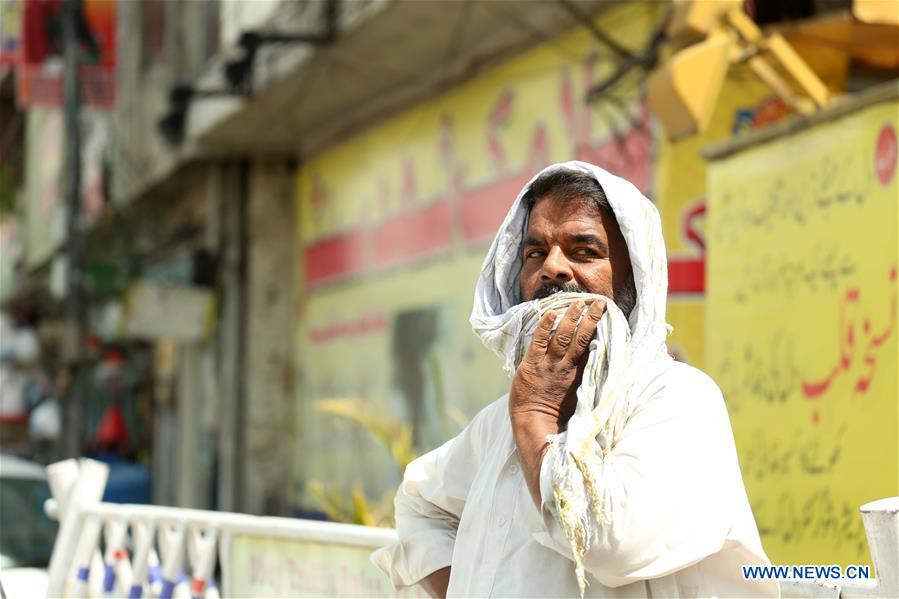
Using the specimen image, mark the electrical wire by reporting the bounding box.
[555,0,635,60]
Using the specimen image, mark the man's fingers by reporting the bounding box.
[527,311,556,359]
[547,300,584,358]
[566,299,606,362]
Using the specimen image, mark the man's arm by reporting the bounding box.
[372,398,501,593]
[509,299,605,507]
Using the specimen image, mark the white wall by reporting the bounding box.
[220,0,285,49]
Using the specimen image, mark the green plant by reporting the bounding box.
[315,397,416,476]
[306,397,417,528]
[306,395,469,528]
[306,480,388,527]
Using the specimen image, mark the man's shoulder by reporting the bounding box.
[659,360,724,395]
[636,359,728,417]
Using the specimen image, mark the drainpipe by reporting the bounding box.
[216,159,249,513]
[62,0,87,458]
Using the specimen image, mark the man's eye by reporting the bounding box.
[574,248,597,257]
[525,250,545,259]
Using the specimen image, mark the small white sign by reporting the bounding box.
[123,281,216,342]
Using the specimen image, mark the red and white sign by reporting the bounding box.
[16,0,116,108]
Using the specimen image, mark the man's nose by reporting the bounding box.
[540,245,573,282]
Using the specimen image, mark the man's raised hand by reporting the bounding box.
[508,298,606,508]
[509,299,607,426]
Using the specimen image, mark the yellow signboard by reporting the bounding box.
[706,97,898,566]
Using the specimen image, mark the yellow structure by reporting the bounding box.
[649,0,831,140]
[653,60,774,366]
[704,84,899,566]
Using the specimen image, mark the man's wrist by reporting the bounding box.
[510,409,559,435]
[510,410,557,507]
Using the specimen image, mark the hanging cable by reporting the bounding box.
[555,0,636,60]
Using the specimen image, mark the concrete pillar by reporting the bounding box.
[242,160,296,515]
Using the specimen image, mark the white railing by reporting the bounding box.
[44,459,896,598]
[779,496,898,599]
[44,459,419,598]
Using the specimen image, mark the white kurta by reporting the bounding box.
[371,360,779,598]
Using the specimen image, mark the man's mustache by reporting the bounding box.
[531,279,637,318]
[533,282,588,300]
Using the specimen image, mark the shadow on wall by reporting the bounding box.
[391,307,443,451]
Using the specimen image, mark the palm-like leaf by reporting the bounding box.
[314,398,416,474]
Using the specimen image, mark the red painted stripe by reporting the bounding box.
[460,174,531,243]
[373,200,452,269]
[683,201,707,251]
[304,231,366,287]
[309,313,388,344]
[668,258,705,294]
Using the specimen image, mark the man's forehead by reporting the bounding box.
[525,195,610,235]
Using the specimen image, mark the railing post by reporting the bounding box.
[71,516,102,598]
[102,518,132,597]
[128,520,156,599]
[46,459,109,598]
[186,527,218,599]
[158,523,186,599]
[859,497,898,597]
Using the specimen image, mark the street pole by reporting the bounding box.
[62,0,87,458]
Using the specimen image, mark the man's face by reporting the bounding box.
[519,194,635,313]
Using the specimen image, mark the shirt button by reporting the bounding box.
[509,464,519,475]
[497,515,507,527]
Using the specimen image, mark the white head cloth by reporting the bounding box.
[469,160,673,594]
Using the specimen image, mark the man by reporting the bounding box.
[372,162,777,598]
